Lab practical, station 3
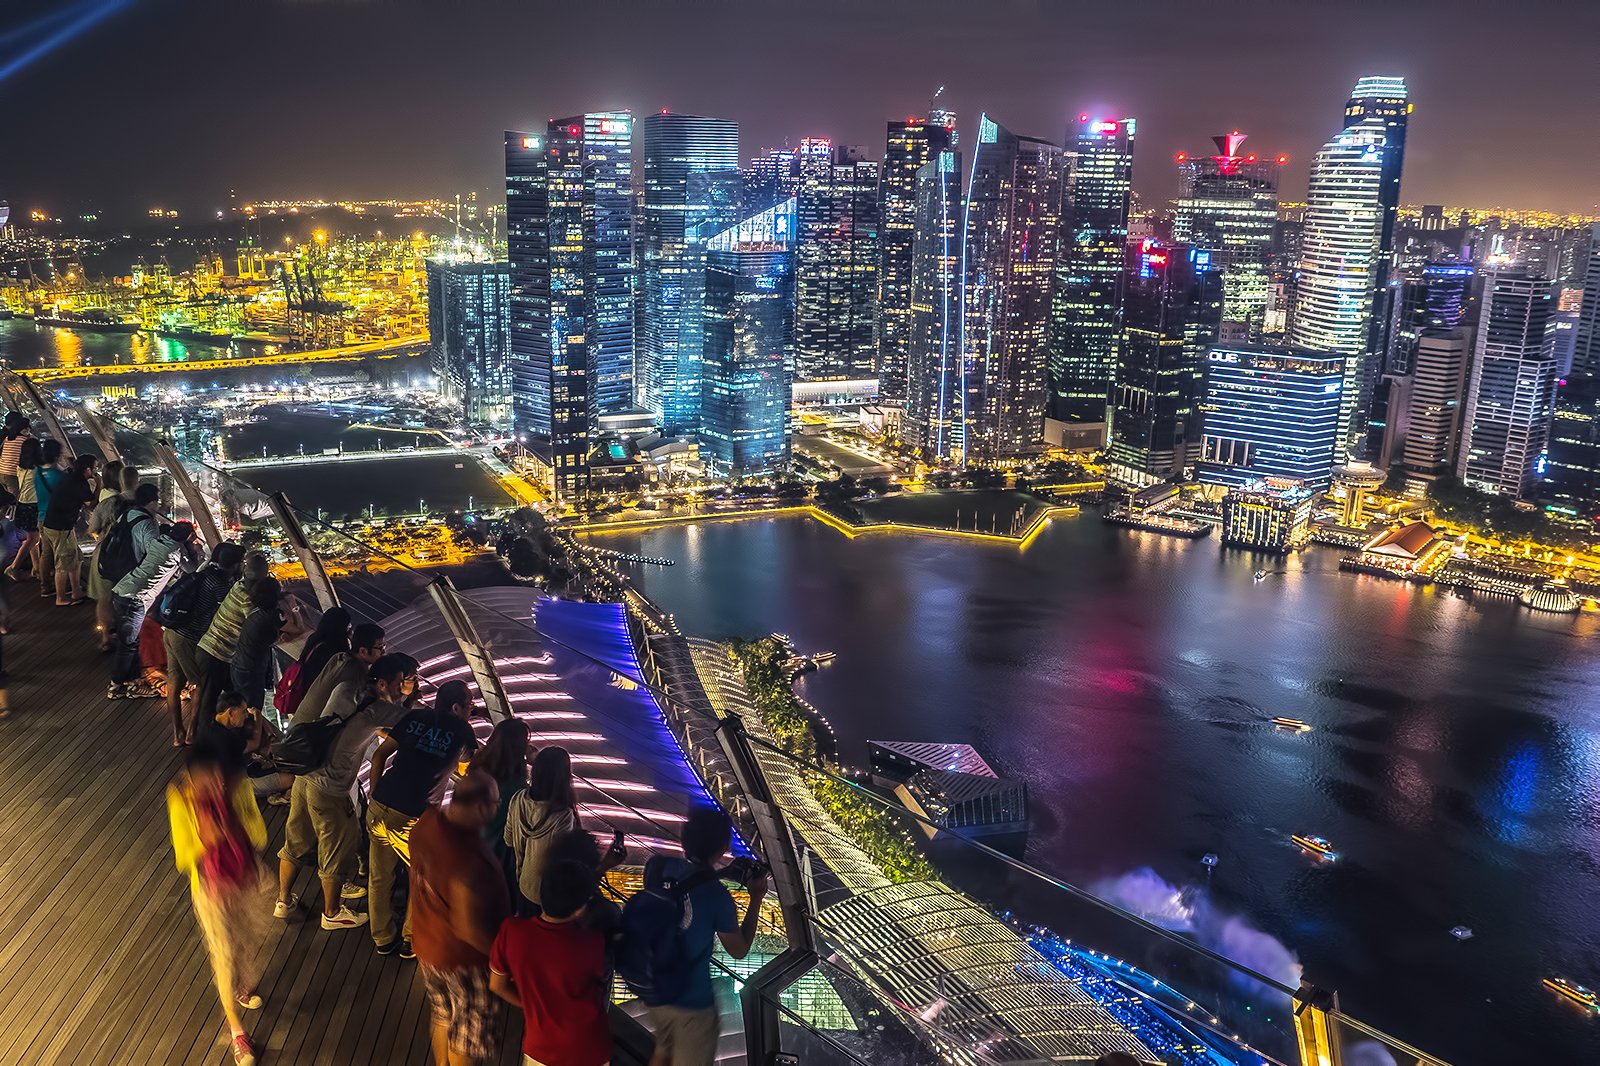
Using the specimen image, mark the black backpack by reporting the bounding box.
[617,857,721,1006]
[272,696,370,775]
[155,568,206,628]
[97,505,151,583]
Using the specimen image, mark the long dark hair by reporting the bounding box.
[527,745,575,810]
[300,606,351,663]
[17,437,40,470]
[472,719,531,786]
[4,412,29,442]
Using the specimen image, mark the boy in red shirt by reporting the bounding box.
[490,857,612,1066]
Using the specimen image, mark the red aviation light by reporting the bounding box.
[1246,153,1257,162]
[1079,113,1089,122]
[1276,154,1289,165]
[1176,152,1187,163]
[568,125,580,136]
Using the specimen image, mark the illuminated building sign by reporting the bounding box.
[598,118,629,134]
[521,136,541,150]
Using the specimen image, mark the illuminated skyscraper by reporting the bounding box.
[1106,241,1224,484]
[1287,111,1387,454]
[425,256,511,426]
[877,114,955,404]
[794,144,880,382]
[959,117,1064,460]
[637,112,741,434]
[1171,133,1283,339]
[1399,328,1472,484]
[903,149,963,460]
[1574,225,1600,378]
[1047,115,1135,448]
[1545,376,1600,523]
[1457,271,1557,499]
[1198,346,1344,490]
[701,198,796,477]
[505,131,551,437]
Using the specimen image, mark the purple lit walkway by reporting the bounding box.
[0,590,524,1066]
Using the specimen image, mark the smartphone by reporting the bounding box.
[610,829,625,851]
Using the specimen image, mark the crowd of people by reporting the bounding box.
[0,414,772,1066]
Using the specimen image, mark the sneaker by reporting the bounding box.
[231,1033,256,1066]
[236,990,263,1010]
[265,791,290,807]
[320,907,369,930]
[124,680,162,699]
[340,882,368,900]
[272,894,300,920]
[374,938,399,956]
[398,939,415,960]
[106,682,127,700]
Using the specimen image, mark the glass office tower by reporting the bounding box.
[1047,115,1135,447]
[505,131,551,437]
[638,112,741,433]
[903,149,964,461]
[878,114,956,404]
[959,116,1064,461]
[1106,242,1224,485]
[1198,345,1345,490]
[1287,116,1387,455]
[795,145,880,382]
[701,199,797,478]
[1171,132,1282,339]
[425,257,512,426]
[1457,271,1557,499]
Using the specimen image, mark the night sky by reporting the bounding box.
[5,0,1597,219]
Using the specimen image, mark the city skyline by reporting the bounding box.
[4,1,1599,217]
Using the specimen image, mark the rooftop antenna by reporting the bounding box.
[929,84,945,114]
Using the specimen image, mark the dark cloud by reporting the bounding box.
[4,0,1597,217]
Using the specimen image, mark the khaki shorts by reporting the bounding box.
[279,777,360,881]
[40,526,78,571]
[164,629,203,690]
[646,1003,720,1066]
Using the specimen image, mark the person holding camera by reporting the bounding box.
[644,806,768,1066]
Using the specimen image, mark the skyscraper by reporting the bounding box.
[1171,133,1283,339]
[637,112,740,434]
[878,114,955,404]
[1544,376,1600,523]
[903,148,963,461]
[1047,115,1135,448]
[959,116,1064,461]
[1106,241,1224,485]
[1198,346,1344,490]
[1343,76,1411,460]
[1399,328,1472,484]
[1573,224,1600,379]
[1457,271,1557,499]
[794,144,880,382]
[425,256,511,425]
[701,198,796,478]
[505,131,551,438]
[1287,109,1388,455]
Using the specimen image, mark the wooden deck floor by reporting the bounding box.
[0,589,524,1066]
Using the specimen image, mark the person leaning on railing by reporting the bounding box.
[87,464,138,653]
[194,552,270,720]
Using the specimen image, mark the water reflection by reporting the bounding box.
[590,513,1600,1063]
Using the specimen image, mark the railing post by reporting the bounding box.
[265,491,340,611]
[425,574,514,723]
[1293,983,1342,1066]
[6,373,76,458]
[153,439,223,549]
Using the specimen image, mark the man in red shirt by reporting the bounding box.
[409,770,510,1066]
[490,857,612,1066]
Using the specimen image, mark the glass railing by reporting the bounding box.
[10,379,1452,1066]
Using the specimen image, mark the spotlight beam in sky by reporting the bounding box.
[0,0,135,86]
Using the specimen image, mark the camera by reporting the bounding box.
[721,855,769,888]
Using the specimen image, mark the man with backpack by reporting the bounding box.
[623,806,768,1066]
[274,651,419,931]
[289,622,387,727]
[162,542,245,746]
[108,490,198,700]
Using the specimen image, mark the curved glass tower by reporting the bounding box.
[1287,118,1387,453]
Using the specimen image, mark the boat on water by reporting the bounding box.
[1253,570,1267,582]
[1544,977,1598,1010]
[1292,834,1339,860]
[36,309,140,333]
[1271,716,1312,732]
[1201,853,1219,868]
[1450,926,1473,940]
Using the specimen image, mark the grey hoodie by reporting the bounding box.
[504,792,576,906]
